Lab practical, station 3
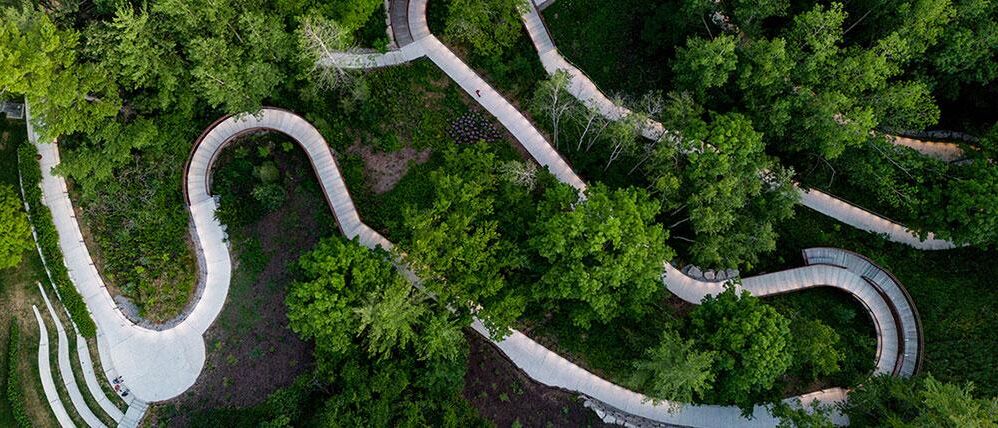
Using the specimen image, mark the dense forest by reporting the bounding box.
[1,0,997,426]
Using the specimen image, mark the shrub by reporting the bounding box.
[6,321,31,427]
[17,143,97,337]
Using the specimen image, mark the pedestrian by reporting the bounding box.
[475,89,481,97]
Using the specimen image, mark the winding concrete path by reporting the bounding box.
[23,2,937,426]
[520,2,956,250]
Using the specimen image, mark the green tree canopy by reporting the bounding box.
[285,236,484,426]
[401,144,531,337]
[676,112,797,269]
[529,183,672,328]
[444,0,524,56]
[843,374,998,427]
[672,34,738,100]
[689,285,793,409]
[629,329,716,405]
[0,184,32,270]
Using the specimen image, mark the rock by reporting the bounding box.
[726,268,738,278]
[688,266,702,279]
[704,270,715,280]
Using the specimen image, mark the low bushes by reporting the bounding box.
[16,144,96,337]
[5,321,30,428]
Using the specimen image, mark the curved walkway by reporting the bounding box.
[32,304,75,427]
[27,3,933,426]
[39,283,108,427]
[520,2,957,250]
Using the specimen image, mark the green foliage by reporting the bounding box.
[673,35,738,100]
[763,287,875,389]
[252,183,287,212]
[5,322,30,428]
[16,144,96,337]
[529,183,672,328]
[0,185,32,270]
[629,329,716,404]
[675,112,797,269]
[326,0,383,33]
[689,286,793,409]
[843,374,998,427]
[927,0,998,90]
[400,144,530,336]
[772,399,836,428]
[444,0,524,56]
[789,319,842,381]
[285,236,485,426]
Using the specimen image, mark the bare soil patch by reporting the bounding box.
[157,189,329,427]
[346,143,431,194]
[464,332,612,428]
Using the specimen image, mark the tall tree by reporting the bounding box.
[630,329,716,406]
[529,183,672,328]
[285,236,485,426]
[678,112,797,269]
[672,34,738,100]
[401,145,528,337]
[530,70,577,149]
[690,286,793,409]
[444,0,524,56]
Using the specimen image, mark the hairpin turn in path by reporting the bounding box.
[24,0,963,426]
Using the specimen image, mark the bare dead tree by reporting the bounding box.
[300,16,361,90]
[498,160,539,190]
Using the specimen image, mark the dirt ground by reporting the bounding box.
[155,189,327,426]
[346,142,431,194]
[463,332,613,428]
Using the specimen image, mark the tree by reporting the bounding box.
[917,150,998,246]
[444,0,524,56]
[0,5,122,142]
[672,35,738,100]
[298,14,362,90]
[530,70,576,149]
[529,183,672,328]
[677,112,797,269]
[843,374,998,427]
[85,4,185,109]
[790,319,843,380]
[401,145,527,337]
[0,185,32,270]
[928,0,998,90]
[690,285,793,409]
[285,236,487,427]
[630,329,716,406]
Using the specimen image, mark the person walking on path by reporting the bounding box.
[475,89,481,97]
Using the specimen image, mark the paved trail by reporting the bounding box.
[23,1,947,426]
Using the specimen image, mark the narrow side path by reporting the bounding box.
[32,304,76,427]
[39,283,108,427]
